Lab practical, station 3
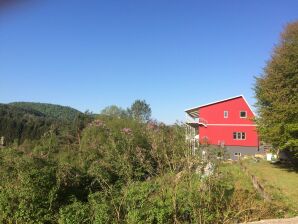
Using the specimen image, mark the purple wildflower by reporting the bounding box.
[122,128,132,135]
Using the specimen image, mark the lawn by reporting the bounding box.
[242,159,298,215]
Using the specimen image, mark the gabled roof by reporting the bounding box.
[185,95,255,118]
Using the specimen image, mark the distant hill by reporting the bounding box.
[9,102,82,122]
[0,104,56,144]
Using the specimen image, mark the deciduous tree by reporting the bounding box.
[101,105,127,118]
[255,21,298,154]
[128,100,151,122]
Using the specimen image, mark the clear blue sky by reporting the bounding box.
[0,1,297,123]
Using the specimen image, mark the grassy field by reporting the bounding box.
[218,162,285,221]
[220,162,255,192]
[243,159,298,215]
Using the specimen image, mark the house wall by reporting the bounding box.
[198,97,259,147]
[199,97,255,124]
[199,125,258,146]
[225,146,264,160]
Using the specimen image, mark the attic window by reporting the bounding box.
[240,111,247,118]
[224,111,228,118]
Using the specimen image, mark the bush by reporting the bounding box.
[0,149,58,223]
[58,200,90,224]
[0,116,280,223]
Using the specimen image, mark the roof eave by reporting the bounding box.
[184,94,256,117]
[184,95,243,113]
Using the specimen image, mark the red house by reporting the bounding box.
[185,95,260,159]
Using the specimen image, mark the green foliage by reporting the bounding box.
[58,200,90,224]
[128,99,152,122]
[80,118,156,185]
[0,148,59,223]
[10,102,83,122]
[100,105,127,118]
[0,104,55,144]
[88,192,110,224]
[255,21,298,154]
[0,112,280,223]
[0,102,91,146]
[124,180,172,223]
[101,99,152,122]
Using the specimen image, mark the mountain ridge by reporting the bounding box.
[9,101,82,122]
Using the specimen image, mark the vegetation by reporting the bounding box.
[0,102,87,145]
[10,102,83,122]
[128,99,152,122]
[101,99,152,122]
[100,105,127,118]
[0,104,55,144]
[255,21,298,155]
[1,99,296,223]
[243,159,298,215]
[0,100,281,223]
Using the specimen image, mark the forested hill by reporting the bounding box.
[9,102,82,122]
[0,104,56,144]
[0,102,83,144]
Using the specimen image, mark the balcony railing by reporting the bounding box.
[185,115,207,127]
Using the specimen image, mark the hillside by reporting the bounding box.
[0,104,56,144]
[9,102,82,122]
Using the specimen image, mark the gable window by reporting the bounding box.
[233,132,246,140]
[224,111,228,118]
[240,111,247,118]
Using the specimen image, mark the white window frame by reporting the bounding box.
[240,111,247,118]
[224,110,228,118]
[233,132,246,140]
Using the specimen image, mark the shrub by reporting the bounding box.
[58,200,90,224]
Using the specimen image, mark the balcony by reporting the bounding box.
[185,115,207,127]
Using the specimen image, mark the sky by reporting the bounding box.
[0,0,297,123]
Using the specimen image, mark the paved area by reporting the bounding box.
[245,216,298,224]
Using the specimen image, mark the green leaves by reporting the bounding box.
[100,99,152,122]
[0,115,281,223]
[0,150,58,223]
[58,200,90,224]
[255,21,298,153]
[128,100,152,122]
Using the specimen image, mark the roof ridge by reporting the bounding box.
[184,95,255,118]
[184,95,243,112]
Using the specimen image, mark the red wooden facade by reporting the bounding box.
[185,95,259,148]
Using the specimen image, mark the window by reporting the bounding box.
[240,111,247,118]
[242,132,246,139]
[233,132,246,140]
[237,132,241,139]
[224,111,228,118]
[234,152,241,156]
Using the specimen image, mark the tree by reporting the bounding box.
[128,100,151,122]
[255,21,298,154]
[101,105,127,118]
[73,113,92,147]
